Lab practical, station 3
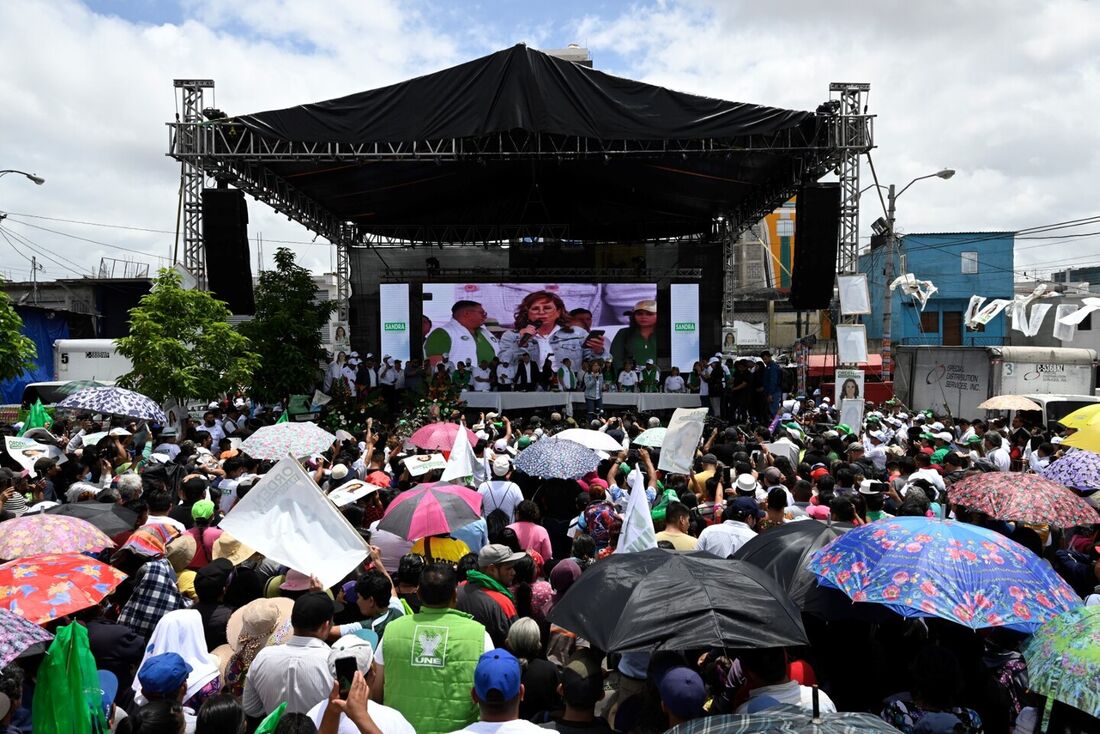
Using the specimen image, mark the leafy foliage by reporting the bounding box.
[115,268,259,403]
[0,280,37,382]
[239,248,336,404]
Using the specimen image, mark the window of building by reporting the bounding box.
[961,251,979,274]
[920,311,939,332]
[777,218,794,237]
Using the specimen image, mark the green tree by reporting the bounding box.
[239,247,336,404]
[0,280,36,382]
[116,268,259,403]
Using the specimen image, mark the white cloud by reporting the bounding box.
[1,0,1097,286]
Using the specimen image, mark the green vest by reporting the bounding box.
[382,606,485,734]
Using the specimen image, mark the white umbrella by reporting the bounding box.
[240,421,337,460]
[977,395,1042,411]
[633,427,667,447]
[554,428,623,453]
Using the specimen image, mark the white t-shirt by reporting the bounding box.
[618,370,638,387]
[444,719,548,734]
[664,375,685,393]
[218,477,240,514]
[143,514,186,534]
[472,367,492,392]
[477,481,524,522]
[734,680,836,714]
[308,698,415,734]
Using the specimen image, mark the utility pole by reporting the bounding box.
[30,256,39,304]
[882,183,896,383]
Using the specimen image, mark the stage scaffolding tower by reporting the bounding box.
[829,82,871,278]
[173,79,214,289]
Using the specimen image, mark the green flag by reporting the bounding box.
[276,410,288,424]
[17,398,51,437]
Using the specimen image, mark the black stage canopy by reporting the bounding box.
[221,44,831,243]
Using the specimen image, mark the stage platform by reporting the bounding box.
[460,391,701,415]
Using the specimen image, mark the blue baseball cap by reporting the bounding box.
[138,653,192,696]
[97,670,118,715]
[474,649,521,703]
[656,666,706,719]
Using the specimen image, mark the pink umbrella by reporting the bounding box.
[0,515,114,561]
[377,482,482,541]
[409,422,479,452]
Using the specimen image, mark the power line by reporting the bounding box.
[0,225,87,277]
[2,217,170,262]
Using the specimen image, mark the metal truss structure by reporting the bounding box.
[169,80,872,328]
[830,82,871,276]
[378,267,703,283]
[174,79,214,289]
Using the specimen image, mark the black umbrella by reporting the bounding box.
[732,520,890,621]
[547,549,807,652]
[45,502,139,536]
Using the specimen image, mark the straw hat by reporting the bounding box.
[165,534,197,573]
[227,597,293,652]
[211,532,256,566]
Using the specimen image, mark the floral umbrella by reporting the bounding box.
[514,437,600,479]
[1023,605,1100,719]
[0,514,114,561]
[1041,449,1100,492]
[0,553,128,624]
[949,472,1098,528]
[808,517,1080,632]
[55,386,166,423]
[408,422,479,452]
[240,421,337,460]
[0,608,53,668]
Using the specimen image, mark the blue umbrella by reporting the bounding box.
[56,386,166,423]
[513,437,599,479]
[808,517,1081,633]
[1041,449,1100,492]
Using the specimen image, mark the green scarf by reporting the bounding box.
[466,569,515,601]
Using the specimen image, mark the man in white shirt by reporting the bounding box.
[663,367,686,393]
[556,358,578,392]
[244,592,336,716]
[154,427,181,460]
[472,361,493,392]
[309,634,415,734]
[734,647,836,715]
[477,458,525,522]
[907,454,946,497]
[199,411,225,445]
[985,433,1012,471]
[864,430,889,472]
[442,649,545,734]
[696,498,762,558]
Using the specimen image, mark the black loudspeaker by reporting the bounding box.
[789,183,841,310]
[202,188,255,315]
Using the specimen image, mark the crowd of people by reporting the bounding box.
[1,371,1099,734]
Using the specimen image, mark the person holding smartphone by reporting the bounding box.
[311,637,415,734]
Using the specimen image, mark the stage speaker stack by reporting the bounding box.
[202,188,255,315]
[789,183,841,310]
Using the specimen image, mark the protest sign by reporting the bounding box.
[658,407,709,475]
[3,436,67,478]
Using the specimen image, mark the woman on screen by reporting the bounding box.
[497,290,596,372]
[841,377,860,400]
[609,300,658,373]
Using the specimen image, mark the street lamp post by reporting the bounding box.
[879,169,954,383]
[0,170,46,185]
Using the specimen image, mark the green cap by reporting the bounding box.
[517,436,533,449]
[192,499,216,520]
[965,435,983,445]
[836,423,853,436]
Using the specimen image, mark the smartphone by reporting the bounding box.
[723,466,733,485]
[587,330,606,340]
[335,656,358,697]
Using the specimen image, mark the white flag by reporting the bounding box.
[618,465,657,553]
[441,421,478,484]
[1053,304,1079,342]
[219,456,369,588]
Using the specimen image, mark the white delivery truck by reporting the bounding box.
[894,346,1099,424]
[52,339,132,382]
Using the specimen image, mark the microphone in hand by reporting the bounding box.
[519,320,543,347]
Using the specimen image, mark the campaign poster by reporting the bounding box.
[3,436,67,478]
[658,407,709,475]
[834,368,865,406]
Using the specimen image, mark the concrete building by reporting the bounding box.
[860,232,1014,347]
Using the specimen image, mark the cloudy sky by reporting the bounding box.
[1,0,1097,283]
